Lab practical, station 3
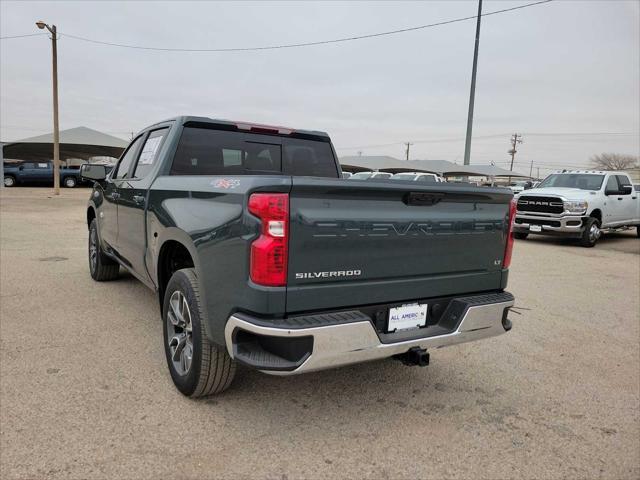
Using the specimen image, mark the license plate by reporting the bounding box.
[530,225,542,232]
[387,303,428,332]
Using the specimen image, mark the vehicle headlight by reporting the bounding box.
[563,200,588,214]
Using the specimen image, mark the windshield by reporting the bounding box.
[350,172,373,179]
[537,174,604,191]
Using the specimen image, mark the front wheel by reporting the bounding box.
[63,177,77,188]
[579,217,600,248]
[513,232,528,240]
[4,176,15,187]
[163,268,236,397]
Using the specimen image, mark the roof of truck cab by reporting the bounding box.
[147,116,329,138]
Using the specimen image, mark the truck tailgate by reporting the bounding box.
[286,178,512,312]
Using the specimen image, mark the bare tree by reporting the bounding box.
[590,153,639,171]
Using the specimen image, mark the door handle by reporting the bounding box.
[133,195,145,204]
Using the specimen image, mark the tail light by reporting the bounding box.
[248,193,289,286]
[503,198,517,268]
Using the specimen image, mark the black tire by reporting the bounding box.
[64,176,77,188]
[4,175,15,187]
[579,217,600,248]
[88,219,119,281]
[513,232,528,240]
[163,268,236,397]
[636,226,640,238]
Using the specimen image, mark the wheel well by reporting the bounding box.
[157,240,194,307]
[87,207,96,229]
[590,209,602,224]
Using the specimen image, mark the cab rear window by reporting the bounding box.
[171,127,338,178]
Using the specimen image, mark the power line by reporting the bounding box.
[0,33,47,40]
[0,1,554,52]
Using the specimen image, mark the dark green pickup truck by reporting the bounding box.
[81,116,516,397]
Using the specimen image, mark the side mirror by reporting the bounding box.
[620,185,633,195]
[80,164,107,182]
[604,188,618,196]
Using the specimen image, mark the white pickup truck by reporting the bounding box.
[513,170,640,247]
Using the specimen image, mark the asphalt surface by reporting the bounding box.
[1,187,639,479]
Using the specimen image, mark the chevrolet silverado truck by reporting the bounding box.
[514,170,640,247]
[3,161,82,188]
[80,116,517,397]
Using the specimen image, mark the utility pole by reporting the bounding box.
[404,142,413,161]
[537,167,540,181]
[508,133,523,171]
[529,159,533,178]
[36,21,60,195]
[463,0,482,165]
[507,133,523,183]
[357,150,362,157]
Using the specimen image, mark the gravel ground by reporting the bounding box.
[1,187,639,479]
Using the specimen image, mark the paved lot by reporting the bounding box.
[1,187,639,479]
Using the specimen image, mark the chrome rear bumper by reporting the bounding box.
[224,296,514,375]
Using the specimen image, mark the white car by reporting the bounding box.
[391,172,446,183]
[513,170,640,247]
[509,181,530,194]
[348,171,393,180]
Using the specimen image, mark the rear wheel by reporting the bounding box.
[513,232,528,240]
[579,217,600,248]
[88,219,119,280]
[64,176,77,188]
[4,176,15,187]
[163,268,236,397]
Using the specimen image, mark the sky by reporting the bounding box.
[1,0,639,175]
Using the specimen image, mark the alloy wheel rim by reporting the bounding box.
[89,227,98,272]
[4,177,13,187]
[166,290,194,376]
[589,223,600,242]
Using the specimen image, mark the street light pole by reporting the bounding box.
[36,21,60,195]
[463,0,482,166]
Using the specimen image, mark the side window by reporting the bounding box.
[22,162,35,169]
[605,175,619,192]
[114,136,144,180]
[133,128,168,179]
[222,149,242,167]
[37,163,49,169]
[615,175,631,195]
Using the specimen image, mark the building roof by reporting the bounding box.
[1,126,127,161]
[340,155,528,177]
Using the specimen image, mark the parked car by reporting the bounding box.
[391,172,446,183]
[81,116,516,397]
[348,171,393,180]
[513,170,640,246]
[3,161,82,188]
[508,180,532,194]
